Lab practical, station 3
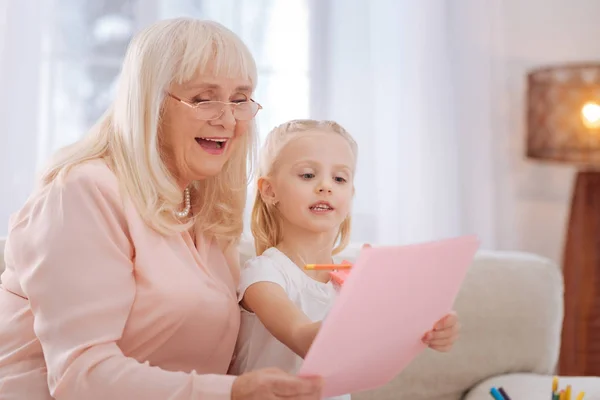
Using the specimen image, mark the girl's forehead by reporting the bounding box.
[277,132,356,167]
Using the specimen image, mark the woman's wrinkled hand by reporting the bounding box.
[231,368,323,400]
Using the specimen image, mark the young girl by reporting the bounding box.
[229,120,460,398]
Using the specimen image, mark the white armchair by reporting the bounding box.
[239,240,600,400]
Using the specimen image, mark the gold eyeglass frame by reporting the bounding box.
[167,92,263,121]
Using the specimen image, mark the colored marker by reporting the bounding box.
[553,376,559,393]
[498,387,511,400]
[576,392,585,400]
[304,264,352,270]
[566,385,572,400]
[489,387,504,400]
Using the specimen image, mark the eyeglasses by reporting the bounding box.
[167,92,262,121]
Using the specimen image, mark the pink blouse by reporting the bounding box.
[0,160,241,399]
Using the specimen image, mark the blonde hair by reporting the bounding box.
[251,119,358,256]
[39,18,258,244]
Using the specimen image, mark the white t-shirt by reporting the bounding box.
[230,247,350,400]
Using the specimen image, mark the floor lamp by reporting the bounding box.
[526,63,600,376]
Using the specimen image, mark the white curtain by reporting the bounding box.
[0,0,45,237]
[0,0,505,250]
[0,0,309,237]
[316,0,503,249]
[0,0,507,251]
[2,0,599,262]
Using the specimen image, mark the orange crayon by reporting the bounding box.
[304,264,352,271]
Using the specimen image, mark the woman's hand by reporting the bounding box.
[421,311,460,352]
[231,368,323,399]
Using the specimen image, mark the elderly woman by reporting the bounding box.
[0,18,322,400]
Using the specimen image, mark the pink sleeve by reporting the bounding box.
[14,171,235,400]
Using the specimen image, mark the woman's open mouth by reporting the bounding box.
[195,137,228,155]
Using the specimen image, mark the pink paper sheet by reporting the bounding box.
[298,235,480,398]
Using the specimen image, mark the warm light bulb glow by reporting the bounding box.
[581,101,600,129]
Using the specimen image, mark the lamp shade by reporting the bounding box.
[526,63,600,166]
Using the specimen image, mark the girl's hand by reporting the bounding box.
[421,311,460,352]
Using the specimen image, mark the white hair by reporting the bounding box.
[40,18,258,243]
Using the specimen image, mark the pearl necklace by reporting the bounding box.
[175,187,191,218]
